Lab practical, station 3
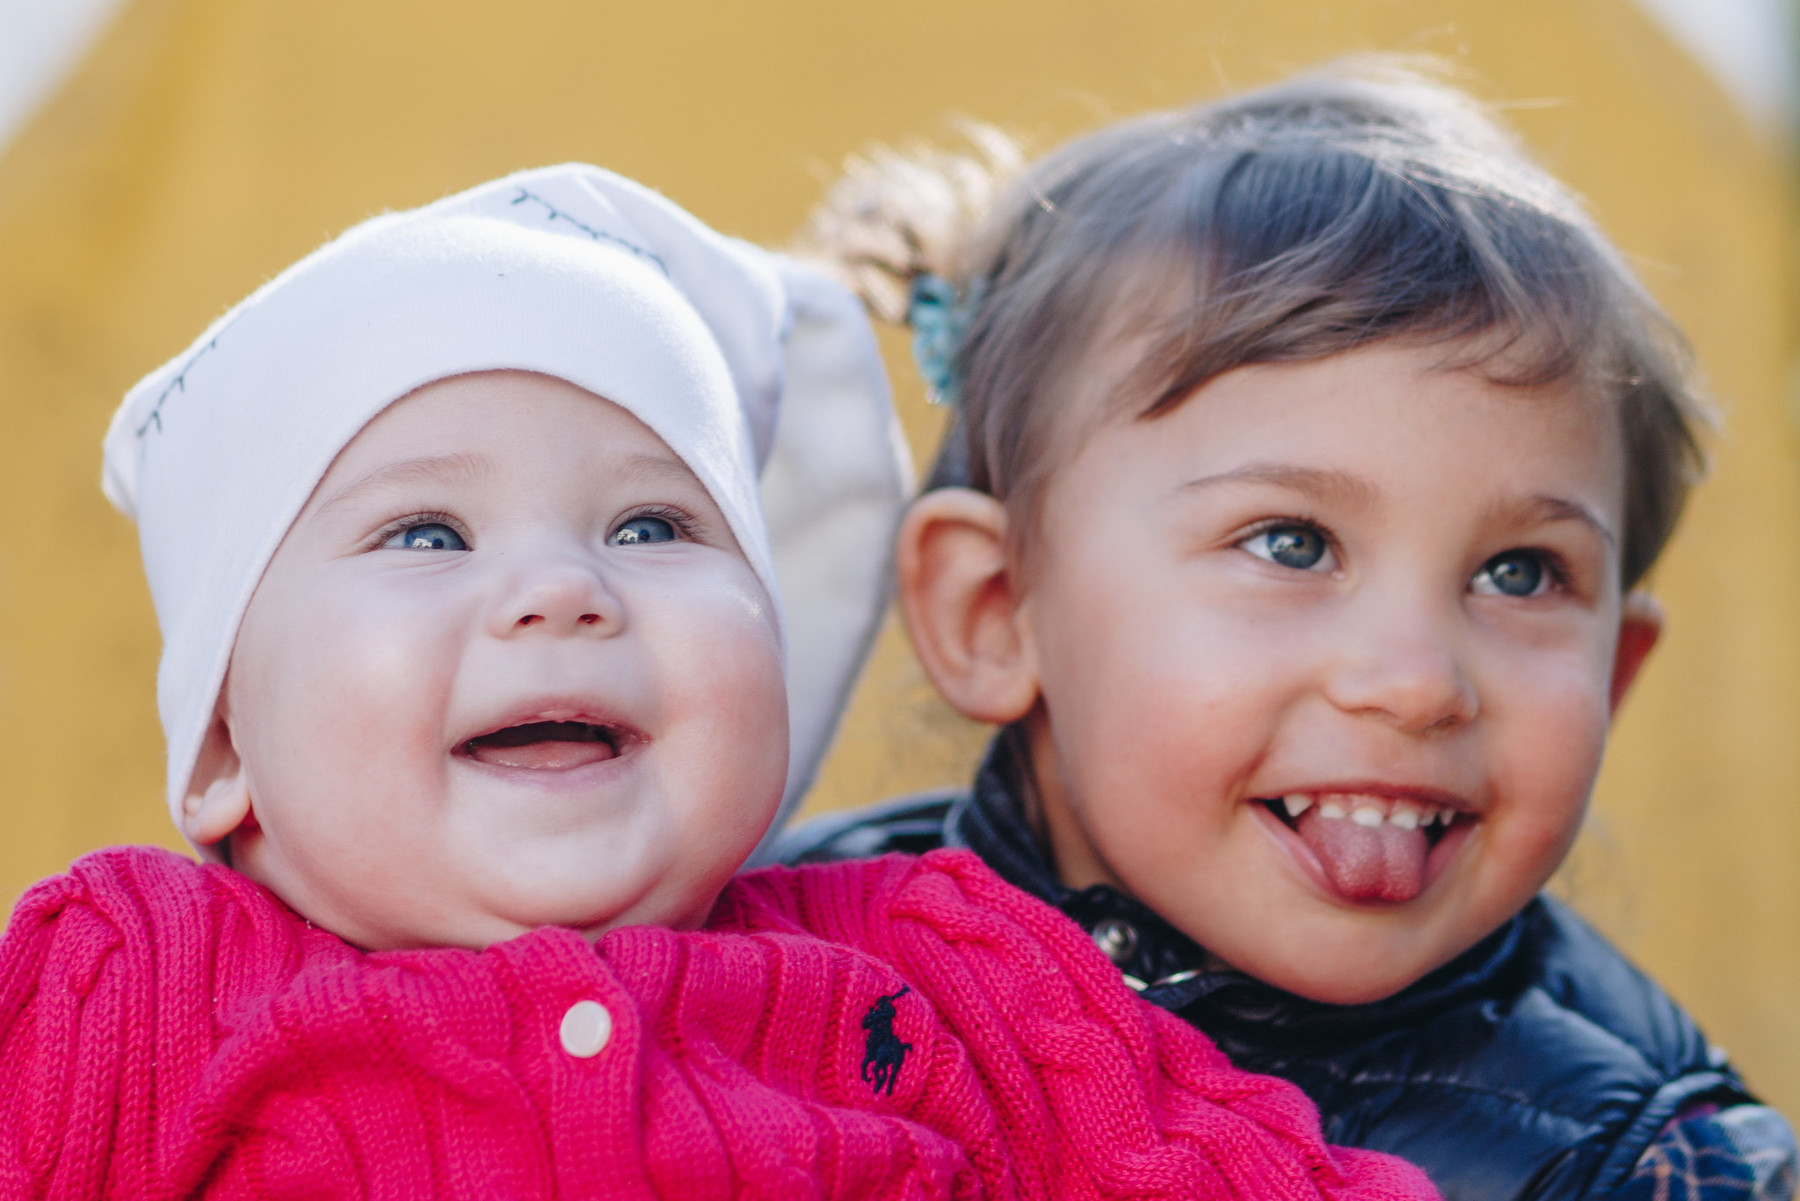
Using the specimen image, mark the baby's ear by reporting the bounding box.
[896,488,1039,724]
[183,699,254,848]
[1609,590,1664,714]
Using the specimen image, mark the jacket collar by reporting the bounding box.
[950,731,1530,1043]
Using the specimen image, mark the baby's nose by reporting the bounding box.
[487,555,624,638]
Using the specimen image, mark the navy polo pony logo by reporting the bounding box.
[860,986,913,1096]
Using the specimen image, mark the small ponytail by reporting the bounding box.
[792,126,1022,326]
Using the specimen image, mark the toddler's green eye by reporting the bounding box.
[610,515,679,546]
[385,522,467,551]
[1245,524,1330,571]
[1473,550,1546,597]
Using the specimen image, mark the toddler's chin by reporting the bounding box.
[1262,964,1425,1007]
[1193,909,1471,1006]
[1277,937,1549,1007]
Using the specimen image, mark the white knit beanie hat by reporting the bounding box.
[102,164,909,857]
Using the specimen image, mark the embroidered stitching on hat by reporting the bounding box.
[134,315,242,440]
[860,986,913,1097]
[509,188,668,275]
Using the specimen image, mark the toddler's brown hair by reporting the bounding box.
[799,61,1709,588]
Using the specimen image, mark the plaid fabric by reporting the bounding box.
[1620,1104,1798,1201]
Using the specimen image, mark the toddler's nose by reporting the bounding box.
[1323,610,1479,735]
[487,553,624,638]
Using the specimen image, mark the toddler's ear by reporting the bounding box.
[896,488,1039,724]
[183,699,255,848]
[1609,591,1664,714]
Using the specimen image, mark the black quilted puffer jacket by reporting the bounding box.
[776,737,1764,1201]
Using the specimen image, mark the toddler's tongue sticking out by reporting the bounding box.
[1285,796,1459,904]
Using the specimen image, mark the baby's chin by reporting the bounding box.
[456,850,746,946]
[320,892,674,953]
[242,848,730,953]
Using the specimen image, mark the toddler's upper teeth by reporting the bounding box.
[1299,794,1462,829]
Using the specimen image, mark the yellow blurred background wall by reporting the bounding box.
[2,0,1797,1113]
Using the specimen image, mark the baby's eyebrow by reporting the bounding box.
[315,453,492,515]
[1171,463,1379,508]
[611,450,700,489]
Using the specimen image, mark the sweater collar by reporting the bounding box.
[950,731,1529,1042]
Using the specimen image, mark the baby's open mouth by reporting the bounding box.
[459,720,629,771]
[1260,793,1469,904]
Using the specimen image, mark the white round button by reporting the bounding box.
[559,999,612,1058]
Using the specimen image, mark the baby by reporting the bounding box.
[0,164,1437,1200]
[781,65,1799,1201]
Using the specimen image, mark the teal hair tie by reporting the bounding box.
[907,273,967,406]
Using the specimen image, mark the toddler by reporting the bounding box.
[781,65,1799,1201]
[0,164,1438,1200]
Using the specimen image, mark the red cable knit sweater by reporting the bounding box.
[0,846,1436,1200]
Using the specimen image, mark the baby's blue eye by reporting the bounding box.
[1244,524,1331,571]
[1473,550,1547,597]
[384,522,468,552]
[610,515,679,546]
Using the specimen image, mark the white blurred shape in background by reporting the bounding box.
[1635,0,1797,125]
[0,0,130,155]
[0,0,1794,159]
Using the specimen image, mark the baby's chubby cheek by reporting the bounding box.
[642,595,790,816]
[239,582,463,797]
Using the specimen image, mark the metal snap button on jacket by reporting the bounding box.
[1091,918,1139,966]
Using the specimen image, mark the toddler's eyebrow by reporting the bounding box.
[316,453,491,515]
[1171,466,1616,546]
[1171,463,1379,508]
[1484,494,1617,545]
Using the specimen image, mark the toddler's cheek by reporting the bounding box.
[1506,709,1606,829]
[1493,791,1589,877]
